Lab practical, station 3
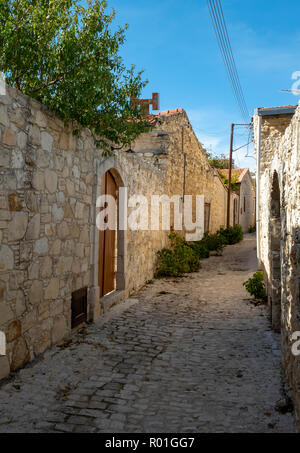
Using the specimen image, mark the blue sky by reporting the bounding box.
[107,0,300,171]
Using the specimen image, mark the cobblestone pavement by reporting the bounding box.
[0,235,296,433]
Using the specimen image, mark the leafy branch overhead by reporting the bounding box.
[0,0,150,152]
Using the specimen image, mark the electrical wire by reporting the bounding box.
[207,0,249,123]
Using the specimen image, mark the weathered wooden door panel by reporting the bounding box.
[99,171,117,298]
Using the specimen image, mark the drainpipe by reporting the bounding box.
[256,114,262,263]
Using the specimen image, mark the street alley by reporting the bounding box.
[0,235,296,433]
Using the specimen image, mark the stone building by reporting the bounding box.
[0,85,235,379]
[254,103,300,421]
[218,168,256,232]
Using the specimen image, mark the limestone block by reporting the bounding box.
[11,149,24,169]
[41,131,53,152]
[57,221,69,239]
[32,171,45,191]
[33,237,49,255]
[28,280,43,306]
[66,180,75,196]
[35,110,47,128]
[10,108,25,128]
[0,245,14,271]
[28,261,40,280]
[35,150,50,168]
[15,290,26,317]
[45,278,59,300]
[0,105,9,127]
[45,169,58,194]
[22,309,37,333]
[33,329,51,356]
[0,356,10,380]
[72,259,81,274]
[28,125,41,146]
[2,128,16,146]
[59,133,69,149]
[70,223,80,239]
[75,202,84,219]
[0,301,14,325]
[57,257,73,275]
[58,179,66,192]
[40,256,53,279]
[52,315,68,344]
[72,165,80,180]
[50,239,61,256]
[0,210,11,221]
[8,212,28,242]
[64,203,73,219]
[6,320,21,343]
[0,149,10,167]
[56,192,65,205]
[17,131,27,149]
[26,214,40,240]
[8,193,23,212]
[79,229,90,244]
[52,204,64,223]
[45,223,55,237]
[11,337,30,371]
[75,243,85,258]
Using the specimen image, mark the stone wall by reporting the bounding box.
[0,85,170,379]
[142,110,233,234]
[254,105,300,422]
[0,87,232,380]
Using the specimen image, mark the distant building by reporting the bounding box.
[217,168,256,233]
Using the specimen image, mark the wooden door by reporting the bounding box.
[99,171,117,297]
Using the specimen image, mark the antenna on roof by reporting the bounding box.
[131,93,160,116]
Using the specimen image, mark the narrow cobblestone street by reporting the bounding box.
[0,235,296,433]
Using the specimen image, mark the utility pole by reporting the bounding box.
[226,123,252,228]
[227,123,234,228]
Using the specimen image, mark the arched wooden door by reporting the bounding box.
[99,171,118,298]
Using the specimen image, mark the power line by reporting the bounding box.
[216,0,249,120]
[208,0,249,122]
[207,0,249,123]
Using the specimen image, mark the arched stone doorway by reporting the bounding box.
[270,171,282,332]
[90,158,126,321]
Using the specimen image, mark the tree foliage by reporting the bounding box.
[0,0,150,152]
[207,153,235,170]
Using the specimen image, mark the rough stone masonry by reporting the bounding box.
[0,85,235,379]
[254,102,300,422]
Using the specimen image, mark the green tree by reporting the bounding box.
[207,153,235,170]
[0,0,150,153]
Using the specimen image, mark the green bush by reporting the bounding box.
[248,225,256,234]
[201,232,226,254]
[218,225,243,245]
[188,241,210,259]
[155,227,244,279]
[155,234,201,278]
[243,271,267,302]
